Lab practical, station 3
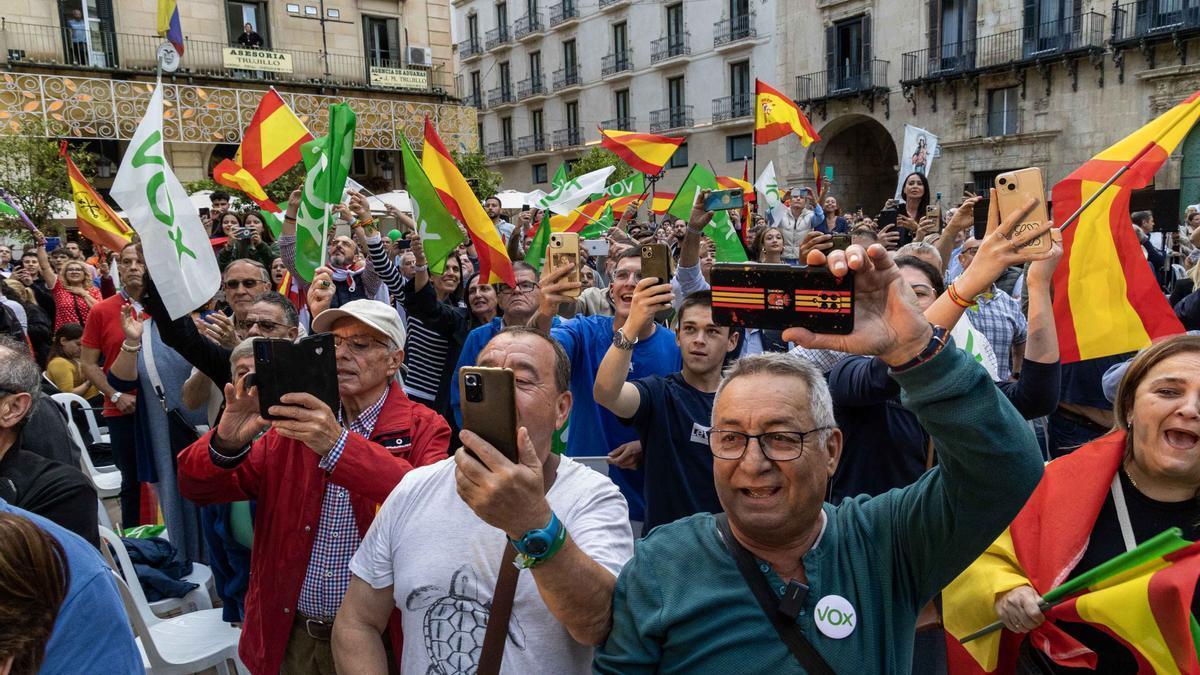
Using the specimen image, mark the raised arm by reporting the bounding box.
[936,197,980,273]
[529,259,579,332]
[34,238,57,288]
[594,278,671,418]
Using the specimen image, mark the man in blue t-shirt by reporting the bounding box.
[532,248,681,522]
[595,288,739,532]
[0,499,143,673]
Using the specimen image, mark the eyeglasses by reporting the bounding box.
[332,334,390,355]
[611,269,643,283]
[236,319,283,333]
[708,427,831,461]
[498,281,539,295]
[961,247,980,257]
[224,278,263,290]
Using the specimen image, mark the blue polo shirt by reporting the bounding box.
[552,315,681,522]
[450,315,563,427]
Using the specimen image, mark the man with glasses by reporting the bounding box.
[596,244,1045,672]
[531,248,681,525]
[955,237,1026,381]
[448,261,560,426]
[178,299,451,674]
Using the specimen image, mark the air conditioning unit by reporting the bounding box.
[407,46,433,67]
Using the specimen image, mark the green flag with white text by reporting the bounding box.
[294,103,356,282]
[526,210,552,272]
[666,164,748,262]
[401,135,464,273]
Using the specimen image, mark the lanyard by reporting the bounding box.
[1109,473,1138,553]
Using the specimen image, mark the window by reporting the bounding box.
[502,117,514,152]
[668,75,685,110]
[566,100,579,130]
[532,163,549,185]
[477,123,485,152]
[929,0,975,68]
[563,39,577,72]
[986,87,1019,136]
[499,61,511,96]
[497,2,509,32]
[363,16,400,66]
[226,1,270,47]
[58,0,117,67]
[669,142,688,168]
[468,13,480,43]
[666,3,684,41]
[1024,0,1078,54]
[529,51,542,85]
[353,149,367,175]
[470,71,482,101]
[532,109,544,138]
[613,22,628,60]
[527,0,539,16]
[730,60,750,114]
[729,0,749,20]
[615,89,630,124]
[726,133,752,162]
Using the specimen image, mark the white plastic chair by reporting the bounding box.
[51,391,110,445]
[111,572,246,675]
[57,403,121,498]
[99,526,215,619]
[573,456,613,476]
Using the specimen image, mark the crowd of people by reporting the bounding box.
[1,167,1199,675]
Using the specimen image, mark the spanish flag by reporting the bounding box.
[651,191,675,215]
[754,79,819,147]
[423,116,515,286]
[156,0,184,56]
[599,128,684,175]
[1050,93,1196,363]
[214,90,312,209]
[60,142,133,252]
[716,175,755,202]
[943,432,1200,674]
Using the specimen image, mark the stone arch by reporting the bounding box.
[809,115,898,215]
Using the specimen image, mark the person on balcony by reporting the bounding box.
[237,23,264,49]
[66,9,89,66]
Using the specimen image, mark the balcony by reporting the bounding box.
[552,127,585,149]
[485,139,515,161]
[900,12,1104,84]
[650,105,693,132]
[601,49,633,78]
[517,133,550,155]
[514,14,545,41]
[464,91,484,109]
[459,37,482,60]
[0,21,459,95]
[485,26,512,51]
[712,93,753,123]
[1112,1,1200,47]
[601,116,637,131]
[599,0,632,12]
[651,33,691,64]
[714,14,756,49]
[553,66,581,91]
[796,59,889,104]
[549,2,580,28]
[517,74,547,99]
[487,85,515,108]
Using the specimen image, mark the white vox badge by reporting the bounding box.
[813,595,856,639]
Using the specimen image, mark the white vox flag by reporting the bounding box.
[111,84,220,319]
[538,166,616,215]
[754,160,788,225]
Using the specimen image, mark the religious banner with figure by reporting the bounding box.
[895,124,938,199]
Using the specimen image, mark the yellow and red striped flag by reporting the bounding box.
[651,192,675,215]
[716,175,755,202]
[755,79,819,147]
[599,128,684,175]
[1050,93,1196,363]
[214,90,312,209]
[422,117,515,286]
[551,197,608,234]
[59,142,133,252]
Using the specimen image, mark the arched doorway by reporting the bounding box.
[809,115,898,216]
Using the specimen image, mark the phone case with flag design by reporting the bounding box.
[710,263,854,334]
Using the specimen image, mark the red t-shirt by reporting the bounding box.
[81,293,135,417]
[51,279,102,331]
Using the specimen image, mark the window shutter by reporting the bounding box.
[825,24,836,84]
[928,0,941,53]
[861,14,872,85]
[388,18,401,65]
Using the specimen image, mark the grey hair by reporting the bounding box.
[713,352,836,434]
[0,336,41,419]
[897,241,941,263]
[230,338,256,370]
[224,258,270,282]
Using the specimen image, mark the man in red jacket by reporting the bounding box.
[178,299,450,674]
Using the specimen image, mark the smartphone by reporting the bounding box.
[548,232,581,298]
[830,234,851,251]
[973,195,990,241]
[963,182,975,197]
[581,239,610,257]
[824,166,834,183]
[252,333,339,421]
[521,204,530,212]
[704,188,745,212]
[459,367,519,463]
[710,263,854,334]
[993,168,1052,253]
[640,243,674,322]
[877,208,898,228]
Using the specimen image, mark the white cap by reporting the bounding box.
[311,299,406,350]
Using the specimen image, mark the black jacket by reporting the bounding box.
[0,441,98,547]
[143,274,234,389]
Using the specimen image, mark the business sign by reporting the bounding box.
[222,48,293,73]
[369,66,429,89]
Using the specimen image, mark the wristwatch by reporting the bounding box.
[109,391,122,403]
[612,329,638,351]
[509,512,567,569]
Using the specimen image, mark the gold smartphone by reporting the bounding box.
[548,232,581,298]
[458,367,520,463]
[639,243,674,323]
[925,205,942,225]
[993,168,1052,254]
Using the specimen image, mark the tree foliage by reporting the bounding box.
[451,150,502,200]
[0,133,97,240]
[184,163,308,211]
[567,148,633,186]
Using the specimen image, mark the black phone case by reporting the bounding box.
[253,333,340,420]
[710,263,855,334]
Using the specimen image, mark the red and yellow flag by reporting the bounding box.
[599,128,684,175]
[755,79,819,147]
[422,116,515,286]
[59,142,133,252]
[1050,93,1196,363]
[550,197,608,234]
[213,159,274,210]
[651,191,676,215]
[214,90,312,208]
[716,175,755,202]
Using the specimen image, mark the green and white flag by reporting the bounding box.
[401,135,464,273]
[598,172,645,202]
[666,164,748,262]
[111,84,220,319]
[539,166,615,215]
[295,102,356,281]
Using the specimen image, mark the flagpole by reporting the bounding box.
[1057,140,1156,234]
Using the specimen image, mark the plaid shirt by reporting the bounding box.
[296,388,389,619]
[964,285,1027,381]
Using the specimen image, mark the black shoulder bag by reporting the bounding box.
[714,513,836,675]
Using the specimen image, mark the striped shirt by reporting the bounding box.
[295,388,388,619]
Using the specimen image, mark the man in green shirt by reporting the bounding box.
[594,243,1045,673]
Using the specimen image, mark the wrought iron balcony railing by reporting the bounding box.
[649,105,693,132]
[796,59,889,102]
[712,94,753,122]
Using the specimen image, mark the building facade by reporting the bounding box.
[454,0,778,193]
[0,0,476,191]
[780,0,1200,223]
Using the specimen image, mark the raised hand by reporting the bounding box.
[307,266,335,318]
[120,303,144,342]
[799,231,832,260]
[214,373,268,453]
[877,223,900,249]
[625,277,675,334]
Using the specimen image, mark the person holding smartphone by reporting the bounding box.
[777,187,826,265]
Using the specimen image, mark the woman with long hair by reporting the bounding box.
[0,512,70,675]
[755,226,785,263]
[896,172,933,248]
[217,211,276,272]
[34,238,100,331]
[2,279,50,367]
[45,323,98,399]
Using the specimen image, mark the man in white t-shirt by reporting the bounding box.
[334,326,634,674]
